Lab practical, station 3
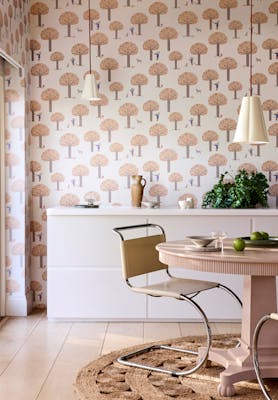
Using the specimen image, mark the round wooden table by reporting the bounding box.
[156,239,278,397]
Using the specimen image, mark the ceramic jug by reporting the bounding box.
[131,175,146,207]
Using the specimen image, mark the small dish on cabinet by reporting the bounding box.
[141,201,160,208]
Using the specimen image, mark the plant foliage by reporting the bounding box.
[202,170,269,209]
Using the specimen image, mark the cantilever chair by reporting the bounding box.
[113,223,242,377]
[253,313,278,400]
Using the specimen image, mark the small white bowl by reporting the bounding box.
[187,236,214,247]
[141,201,159,208]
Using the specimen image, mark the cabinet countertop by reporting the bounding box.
[47,206,278,217]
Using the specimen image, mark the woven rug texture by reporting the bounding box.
[75,334,278,400]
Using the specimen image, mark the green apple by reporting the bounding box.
[250,231,263,241]
[233,238,246,251]
[260,231,269,240]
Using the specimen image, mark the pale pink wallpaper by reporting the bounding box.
[29,1,278,209]
[1,0,278,311]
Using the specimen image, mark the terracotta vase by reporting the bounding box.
[131,175,146,207]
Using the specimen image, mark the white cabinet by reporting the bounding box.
[47,207,278,321]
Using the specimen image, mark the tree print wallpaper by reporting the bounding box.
[1,0,278,311]
[29,0,278,214]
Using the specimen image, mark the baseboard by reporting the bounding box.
[47,316,242,323]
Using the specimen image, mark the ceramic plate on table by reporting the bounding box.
[184,245,221,252]
[242,236,278,247]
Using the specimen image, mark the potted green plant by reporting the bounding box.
[202,170,269,209]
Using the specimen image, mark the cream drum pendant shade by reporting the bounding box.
[233,96,269,144]
[233,0,269,145]
[82,73,100,101]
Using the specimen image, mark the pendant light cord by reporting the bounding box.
[88,0,92,74]
[249,0,253,96]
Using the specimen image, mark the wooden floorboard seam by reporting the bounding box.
[0,312,45,377]
[34,321,73,400]
[99,322,109,356]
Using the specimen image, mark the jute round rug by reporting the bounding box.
[75,334,278,399]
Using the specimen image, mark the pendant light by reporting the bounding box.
[233,0,269,144]
[82,0,101,101]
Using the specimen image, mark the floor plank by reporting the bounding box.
[0,317,71,400]
[36,322,107,400]
[0,312,44,374]
[180,321,241,337]
[210,321,241,335]
[101,322,143,354]
[143,322,181,342]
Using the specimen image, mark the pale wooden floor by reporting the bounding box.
[0,311,241,400]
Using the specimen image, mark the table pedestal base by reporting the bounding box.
[199,275,278,397]
[199,341,278,396]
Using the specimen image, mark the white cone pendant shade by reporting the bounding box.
[82,73,101,101]
[233,96,269,144]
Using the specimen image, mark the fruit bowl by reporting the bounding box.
[187,236,214,247]
[241,236,278,247]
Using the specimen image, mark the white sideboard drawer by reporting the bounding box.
[148,216,252,240]
[47,267,146,320]
[48,215,146,267]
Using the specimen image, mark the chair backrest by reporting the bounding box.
[113,224,167,280]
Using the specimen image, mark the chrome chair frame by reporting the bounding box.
[113,223,242,377]
[253,313,278,400]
